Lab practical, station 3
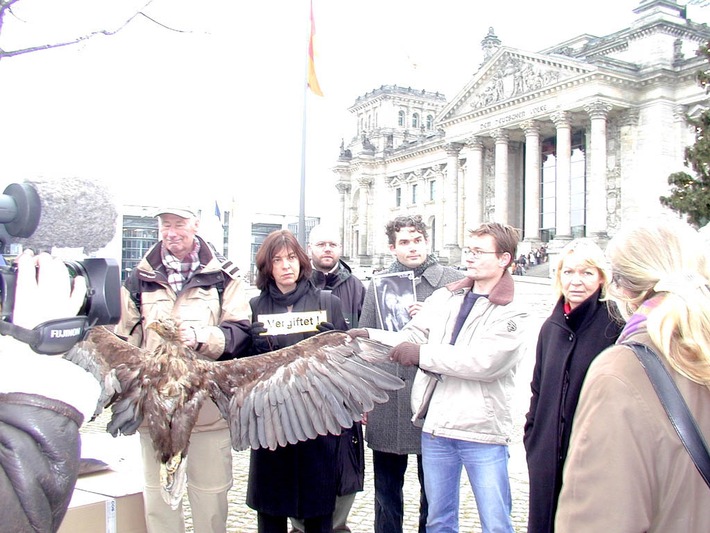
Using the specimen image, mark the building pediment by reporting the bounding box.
[439,47,596,123]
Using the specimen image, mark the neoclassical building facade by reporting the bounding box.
[333,0,710,269]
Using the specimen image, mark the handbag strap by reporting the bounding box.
[625,342,710,488]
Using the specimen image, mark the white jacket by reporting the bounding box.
[367,272,528,445]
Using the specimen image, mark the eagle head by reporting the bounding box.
[146,317,183,343]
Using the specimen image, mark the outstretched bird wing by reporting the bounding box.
[208,330,404,451]
[63,325,147,435]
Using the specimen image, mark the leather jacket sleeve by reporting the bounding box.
[0,392,84,533]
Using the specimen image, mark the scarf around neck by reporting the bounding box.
[389,254,439,278]
[161,239,201,293]
[267,278,311,308]
[616,293,666,344]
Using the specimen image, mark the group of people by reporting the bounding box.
[3,204,710,533]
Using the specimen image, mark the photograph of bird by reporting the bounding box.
[63,318,404,508]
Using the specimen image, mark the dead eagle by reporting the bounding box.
[64,318,403,508]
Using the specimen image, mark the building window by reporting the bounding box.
[395,187,402,207]
[411,184,418,204]
[429,179,436,201]
[121,215,159,281]
[398,110,405,127]
[426,115,434,130]
[412,113,420,129]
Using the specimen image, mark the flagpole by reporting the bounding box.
[298,67,308,248]
[298,0,311,248]
[299,0,323,247]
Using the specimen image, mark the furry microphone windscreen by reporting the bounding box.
[16,177,118,254]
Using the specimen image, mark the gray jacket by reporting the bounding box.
[360,261,464,454]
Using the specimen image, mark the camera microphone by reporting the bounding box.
[2,177,119,254]
[0,177,122,352]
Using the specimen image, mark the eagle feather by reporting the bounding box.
[64,319,404,507]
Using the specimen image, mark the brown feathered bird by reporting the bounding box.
[63,318,403,508]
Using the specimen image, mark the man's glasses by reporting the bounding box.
[313,241,341,249]
[463,248,499,259]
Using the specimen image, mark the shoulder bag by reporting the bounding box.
[625,341,710,489]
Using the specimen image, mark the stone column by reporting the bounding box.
[551,110,572,239]
[335,182,351,257]
[464,136,485,232]
[444,143,463,249]
[493,129,509,224]
[674,105,690,167]
[618,108,639,225]
[521,120,541,242]
[357,177,372,258]
[584,100,612,237]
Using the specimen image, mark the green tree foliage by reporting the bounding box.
[660,42,710,228]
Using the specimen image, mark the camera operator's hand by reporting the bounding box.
[0,250,99,422]
[12,251,87,329]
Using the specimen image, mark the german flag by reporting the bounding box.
[307,0,323,96]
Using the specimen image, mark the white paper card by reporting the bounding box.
[259,310,327,335]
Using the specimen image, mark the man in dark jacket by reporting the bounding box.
[359,215,464,533]
[309,224,366,329]
[290,224,366,532]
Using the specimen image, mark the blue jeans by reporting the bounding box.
[421,432,513,533]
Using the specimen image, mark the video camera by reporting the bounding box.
[0,181,122,354]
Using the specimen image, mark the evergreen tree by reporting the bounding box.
[660,42,710,228]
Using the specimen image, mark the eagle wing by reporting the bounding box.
[63,325,147,435]
[208,330,404,452]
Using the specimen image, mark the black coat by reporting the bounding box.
[311,259,366,328]
[246,283,350,518]
[524,289,623,533]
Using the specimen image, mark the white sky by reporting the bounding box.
[0,0,708,226]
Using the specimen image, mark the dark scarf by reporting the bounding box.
[267,278,311,308]
[388,254,439,278]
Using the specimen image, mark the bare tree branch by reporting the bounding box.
[0,0,189,61]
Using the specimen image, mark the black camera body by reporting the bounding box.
[0,258,122,326]
[0,181,123,353]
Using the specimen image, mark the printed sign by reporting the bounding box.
[258,310,328,335]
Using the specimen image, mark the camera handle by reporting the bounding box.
[0,316,89,355]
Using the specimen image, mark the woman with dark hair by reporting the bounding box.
[246,229,348,533]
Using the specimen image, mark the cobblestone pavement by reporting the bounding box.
[83,275,553,532]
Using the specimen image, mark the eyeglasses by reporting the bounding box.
[463,248,500,259]
[313,241,341,249]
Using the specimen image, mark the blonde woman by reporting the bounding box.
[556,218,710,532]
[524,239,623,533]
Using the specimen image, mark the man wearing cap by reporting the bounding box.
[115,207,252,533]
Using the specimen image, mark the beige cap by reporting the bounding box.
[155,207,196,219]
